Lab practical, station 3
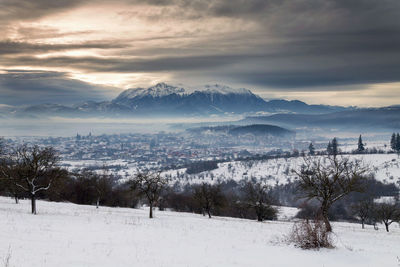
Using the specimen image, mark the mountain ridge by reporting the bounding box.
[7,82,351,118]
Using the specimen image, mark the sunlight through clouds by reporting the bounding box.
[0,0,399,106]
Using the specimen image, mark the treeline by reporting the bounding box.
[0,144,278,221]
[186,161,219,174]
[307,135,387,157]
[0,168,279,222]
[390,133,400,152]
[162,178,279,221]
[1,143,399,232]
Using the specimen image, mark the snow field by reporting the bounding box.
[1,197,400,267]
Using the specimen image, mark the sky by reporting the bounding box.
[0,0,400,107]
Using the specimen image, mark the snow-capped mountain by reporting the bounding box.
[13,83,350,118]
[114,83,253,101]
[114,83,187,101]
[110,83,266,115]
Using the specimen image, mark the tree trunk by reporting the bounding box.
[321,205,332,232]
[207,208,211,218]
[385,222,389,232]
[11,188,19,204]
[361,220,365,229]
[256,206,263,222]
[31,194,36,214]
[149,202,153,218]
[322,215,332,232]
[96,197,100,209]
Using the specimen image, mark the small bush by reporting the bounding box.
[289,219,333,250]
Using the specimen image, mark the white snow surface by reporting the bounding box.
[1,197,400,267]
[201,84,252,95]
[61,154,400,188]
[61,154,400,187]
[116,83,253,100]
[117,83,187,99]
[160,154,400,187]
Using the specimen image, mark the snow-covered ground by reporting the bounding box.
[164,153,400,186]
[1,197,400,267]
[62,153,400,187]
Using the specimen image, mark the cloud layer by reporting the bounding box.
[0,0,399,106]
[0,70,116,105]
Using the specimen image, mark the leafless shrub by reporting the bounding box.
[288,218,333,250]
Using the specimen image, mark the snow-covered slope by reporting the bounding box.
[116,83,253,100]
[62,153,400,186]
[0,197,399,267]
[114,83,187,100]
[161,153,400,186]
[200,84,253,95]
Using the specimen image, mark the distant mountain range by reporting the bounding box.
[1,82,399,131]
[5,83,350,118]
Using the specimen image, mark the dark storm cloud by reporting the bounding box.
[3,32,399,89]
[190,0,400,88]
[1,0,400,90]
[0,0,83,22]
[0,40,127,55]
[0,54,256,72]
[0,70,116,106]
[230,66,400,89]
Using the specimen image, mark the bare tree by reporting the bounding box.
[0,158,23,204]
[129,171,167,218]
[0,139,18,202]
[192,182,225,218]
[94,172,113,209]
[242,181,277,221]
[13,145,62,214]
[75,169,113,209]
[351,198,373,229]
[374,202,400,232]
[293,156,369,232]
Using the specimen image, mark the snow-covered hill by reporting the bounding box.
[62,153,400,186]
[163,153,400,186]
[0,197,399,267]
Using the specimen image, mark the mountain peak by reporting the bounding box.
[115,83,186,100]
[201,84,252,95]
[115,83,255,101]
